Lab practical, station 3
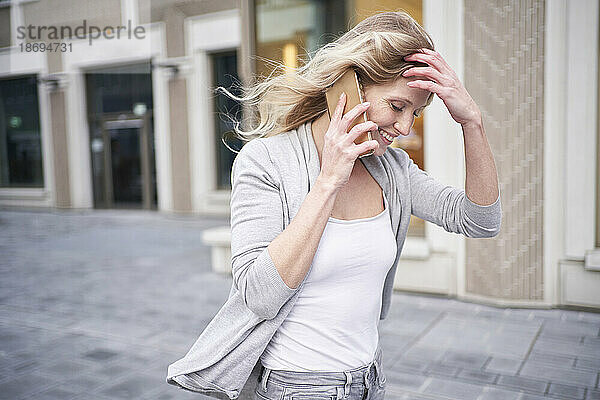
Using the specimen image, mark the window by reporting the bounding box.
[0,76,44,188]
[210,50,243,191]
[255,0,346,78]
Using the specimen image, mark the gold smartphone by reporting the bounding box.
[325,69,375,158]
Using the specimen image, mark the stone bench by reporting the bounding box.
[201,226,231,275]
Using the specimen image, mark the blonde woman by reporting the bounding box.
[166,11,501,400]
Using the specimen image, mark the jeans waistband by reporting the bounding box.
[260,345,384,394]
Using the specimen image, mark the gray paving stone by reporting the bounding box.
[0,372,57,399]
[456,369,498,384]
[423,377,484,400]
[385,388,443,400]
[401,346,445,363]
[519,394,548,400]
[36,359,95,379]
[425,363,460,378]
[152,386,215,399]
[576,357,600,371]
[532,337,600,359]
[588,389,600,399]
[519,360,597,387]
[548,382,586,399]
[391,356,429,373]
[485,357,523,375]
[385,370,427,390]
[82,348,120,362]
[478,386,521,400]
[99,373,157,399]
[528,350,577,366]
[583,336,600,345]
[543,320,600,337]
[538,329,584,343]
[497,375,548,393]
[29,386,80,400]
[64,372,107,392]
[92,363,131,379]
[441,350,489,369]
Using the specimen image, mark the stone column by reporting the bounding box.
[464,0,545,300]
[46,50,71,208]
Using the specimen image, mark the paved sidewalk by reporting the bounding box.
[0,208,598,400]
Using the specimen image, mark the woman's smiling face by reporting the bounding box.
[362,76,431,156]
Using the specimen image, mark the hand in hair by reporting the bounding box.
[402,48,482,128]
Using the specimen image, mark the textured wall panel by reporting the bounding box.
[464,0,544,300]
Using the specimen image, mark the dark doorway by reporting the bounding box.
[85,63,157,209]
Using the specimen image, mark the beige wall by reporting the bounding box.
[49,90,71,208]
[464,0,545,300]
[138,0,239,24]
[168,76,192,213]
[0,7,10,48]
[22,0,122,41]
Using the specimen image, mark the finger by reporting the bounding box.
[404,52,450,76]
[419,48,451,71]
[340,102,370,132]
[402,67,451,86]
[406,80,447,96]
[354,140,379,157]
[346,121,378,142]
[332,92,347,122]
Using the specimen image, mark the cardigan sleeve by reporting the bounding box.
[229,139,298,320]
[408,156,502,238]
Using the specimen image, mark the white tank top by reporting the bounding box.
[260,192,397,371]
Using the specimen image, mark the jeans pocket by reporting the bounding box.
[255,389,273,400]
[254,380,284,400]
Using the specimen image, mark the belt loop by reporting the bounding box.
[374,357,385,387]
[261,366,271,392]
[343,371,352,398]
[363,362,372,390]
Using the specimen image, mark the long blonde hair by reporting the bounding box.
[217,11,435,150]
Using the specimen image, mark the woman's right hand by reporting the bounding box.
[318,92,379,191]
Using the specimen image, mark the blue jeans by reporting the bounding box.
[253,346,386,400]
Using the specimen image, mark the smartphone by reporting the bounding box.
[325,69,375,158]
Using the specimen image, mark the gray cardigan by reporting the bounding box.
[166,120,502,399]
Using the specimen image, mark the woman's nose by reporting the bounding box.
[394,120,413,136]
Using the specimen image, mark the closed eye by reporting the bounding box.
[392,103,422,118]
[391,103,404,112]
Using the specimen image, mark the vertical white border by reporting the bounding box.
[544,0,568,306]
[423,0,465,296]
[121,0,139,27]
[185,10,241,215]
[564,0,598,259]
[64,72,93,208]
[37,70,55,206]
[152,53,173,212]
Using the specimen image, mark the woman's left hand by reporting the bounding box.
[403,49,481,127]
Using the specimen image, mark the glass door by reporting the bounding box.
[90,112,156,209]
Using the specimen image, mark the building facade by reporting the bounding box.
[0,0,598,309]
